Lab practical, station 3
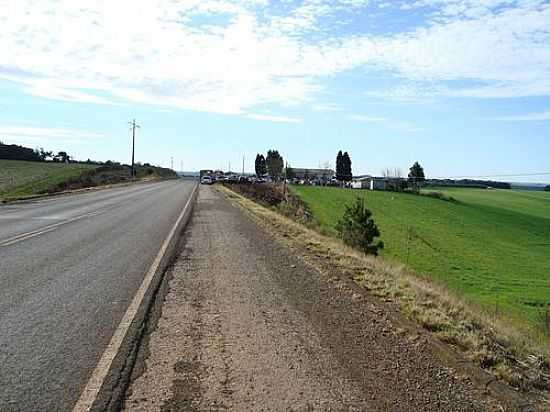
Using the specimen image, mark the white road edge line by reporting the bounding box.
[72,184,198,412]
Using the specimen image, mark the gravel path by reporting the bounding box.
[124,186,493,411]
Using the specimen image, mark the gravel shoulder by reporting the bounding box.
[124,186,500,411]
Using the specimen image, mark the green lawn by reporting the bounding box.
[292,185,550,324]
[0,160,96,199]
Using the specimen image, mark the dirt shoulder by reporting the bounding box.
[125,186,508,411]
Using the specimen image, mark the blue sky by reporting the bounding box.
[1,0,549,182]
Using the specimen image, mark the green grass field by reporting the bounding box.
[0,160,96,199]
[292,185,550,324]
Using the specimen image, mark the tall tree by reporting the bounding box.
[266,149,284,181]
[336,150,343,181]
[545,185,550,192]
[255,154,267,177]
[37,147,52,161]
[408,161,426,193]
[342,152,353,182]
[54,151,71,163]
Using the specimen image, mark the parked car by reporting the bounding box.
[201,176,213,185]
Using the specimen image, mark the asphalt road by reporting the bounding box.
[0,180,196,411]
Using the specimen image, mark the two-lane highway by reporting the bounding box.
[0,180,196,411]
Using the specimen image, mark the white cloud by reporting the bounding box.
[246,113,302,123]
[312,103,342,112]
[348,113,424,132]
[0,0,549,115]
[0,126,107,141]
[490,111,550,121]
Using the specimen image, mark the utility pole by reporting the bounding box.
[129,119,140,179]
[171,157,174,170]
[284,161,288,199]
[242,155,245,176]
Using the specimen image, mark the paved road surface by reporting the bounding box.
[0,180,196,411]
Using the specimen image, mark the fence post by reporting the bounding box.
[406,226,411,265]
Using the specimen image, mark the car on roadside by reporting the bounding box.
[201,176,213,185]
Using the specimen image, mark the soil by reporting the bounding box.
[124,186,501,411]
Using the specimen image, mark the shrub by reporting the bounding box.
[336,197,384,256]
[422,191,457,202]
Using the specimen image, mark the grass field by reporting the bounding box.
[292,185,550,326]
[0,160,96,199]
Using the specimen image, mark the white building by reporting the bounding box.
[352,176,387,190]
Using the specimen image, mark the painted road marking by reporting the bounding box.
[72,184,198,412]
[0,210,106,247]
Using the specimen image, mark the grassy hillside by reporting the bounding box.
[0,160,177,200]
[0,160,96,199]
[292,185,550,326]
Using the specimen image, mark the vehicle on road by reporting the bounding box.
[201,176,213,185]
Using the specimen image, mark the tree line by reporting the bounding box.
[0,141,126,166]
[255,150,284,180]
[0,141,76,163]
[254,148,427,190]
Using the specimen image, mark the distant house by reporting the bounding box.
[291,168,334,181]
[352,176,387,190]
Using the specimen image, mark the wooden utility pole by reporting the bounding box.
[129,119,140,179]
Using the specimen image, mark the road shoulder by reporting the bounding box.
[124,186,501,411]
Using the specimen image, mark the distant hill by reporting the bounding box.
[510,182,548,191]
[0,160,177,201]
[177,171,200,177]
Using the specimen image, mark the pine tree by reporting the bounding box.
[266,150,284,180]
[336,150,343,181]
[342,152,352,182]
[408,161,426,193]
[255,154,266,177]
[336,197,384,256]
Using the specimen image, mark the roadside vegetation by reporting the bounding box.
[0,159,177,201]
[0,141,178,201]
[293,186,550,329]
[218,184,550,403]
[218,142,550,399]
[0,159,97,199]
[336,197,384,256]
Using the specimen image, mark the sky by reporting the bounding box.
[0,0,549,182]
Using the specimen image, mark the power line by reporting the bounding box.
[428,172,550,180]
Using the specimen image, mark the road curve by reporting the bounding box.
[0,180,196,411]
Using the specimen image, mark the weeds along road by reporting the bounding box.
[0,179,196,411]
[125,187,495,411]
